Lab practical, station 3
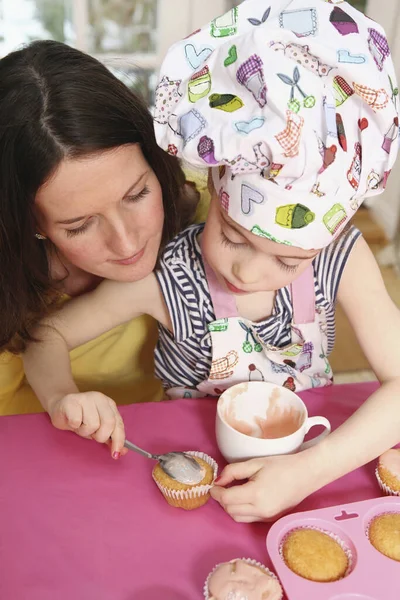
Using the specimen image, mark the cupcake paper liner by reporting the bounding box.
[203,558,283,600]
[279,526,353,579]
[152,451,218,510]
[375,466,400,497]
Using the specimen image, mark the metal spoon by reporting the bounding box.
[124,439,205,484]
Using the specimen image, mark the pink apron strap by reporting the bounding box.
[290,265,316,325]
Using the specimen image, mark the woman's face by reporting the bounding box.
[35,144,164,282]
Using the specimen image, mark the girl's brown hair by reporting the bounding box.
[0,40,195,353]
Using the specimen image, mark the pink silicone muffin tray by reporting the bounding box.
[266,496,400,600]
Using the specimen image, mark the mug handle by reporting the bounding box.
[299,416,331,450]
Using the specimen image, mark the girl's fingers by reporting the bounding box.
[64,405,84,431]
[91,402,117,444]
[52,393,127,459]
[224,503,258,518]
[106,438,129,457]
[230,515,262,523]
[211,480,257,507]
[109,408,126,458]
[213,459,262,487]
[75,400,100,438]
[51,395,83,431]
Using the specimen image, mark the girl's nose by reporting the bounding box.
[232,260,264,286]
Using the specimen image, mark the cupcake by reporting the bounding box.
[152,451,217,510]
[368,513,400,561]
[376,448,400,495]
[281,528,350,582]
[204,558,283,600]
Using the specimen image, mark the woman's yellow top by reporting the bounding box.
[0,170,209,416]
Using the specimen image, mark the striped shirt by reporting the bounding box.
[155,224,361,390]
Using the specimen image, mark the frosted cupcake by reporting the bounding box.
[204,558,283,600]
[152,451,217,510]
[376,448,400,495]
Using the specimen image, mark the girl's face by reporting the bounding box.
[35,144,164,282]
[202,190,320,294]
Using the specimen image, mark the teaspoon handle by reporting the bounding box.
[124,439,156,460]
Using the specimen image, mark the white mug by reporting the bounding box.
[216,381,331,463]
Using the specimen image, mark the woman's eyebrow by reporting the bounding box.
[122,171,148,198]
[57,173,149,225]
[57,215,87,225]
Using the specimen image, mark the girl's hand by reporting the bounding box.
[48,392,127,459]
[210,450,321,522]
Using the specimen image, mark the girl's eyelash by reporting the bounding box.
[66,186,151,238]
[276,259,299,273]
[221,229,299,273]
[125,185,150,203]
[220,230,246,250]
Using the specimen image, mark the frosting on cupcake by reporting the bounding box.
[162,453,206,484]
[152,452,217,510]
[207,559,282,600]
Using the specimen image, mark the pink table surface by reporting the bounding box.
[0,382,385,600]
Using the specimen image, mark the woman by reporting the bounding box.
[0,40,208,421]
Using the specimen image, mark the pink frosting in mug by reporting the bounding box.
[223,388,303,440]
[208,560,282,600]
[223,403,254,436]
[379,448,400,478]
[254,393,303,439]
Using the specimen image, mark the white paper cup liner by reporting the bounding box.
[203,558,283,600]
[152,451,218,508]
[375,466,400,497]
[279,526,353,579]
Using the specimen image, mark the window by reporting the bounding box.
[0,0,370,105]
[0,0,159,103]
[87,0,157,54]
[0,1,73,51]
[347,0,367,11]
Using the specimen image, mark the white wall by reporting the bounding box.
[157,0,227,63]
[366,0,400,239]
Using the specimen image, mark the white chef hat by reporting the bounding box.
[154,0,398,249]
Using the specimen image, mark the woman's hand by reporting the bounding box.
[210,450,321,522]
[48,392,127,459]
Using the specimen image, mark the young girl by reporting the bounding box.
[24,0,400,521]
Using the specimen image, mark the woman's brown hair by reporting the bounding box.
[0,40,195,353]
